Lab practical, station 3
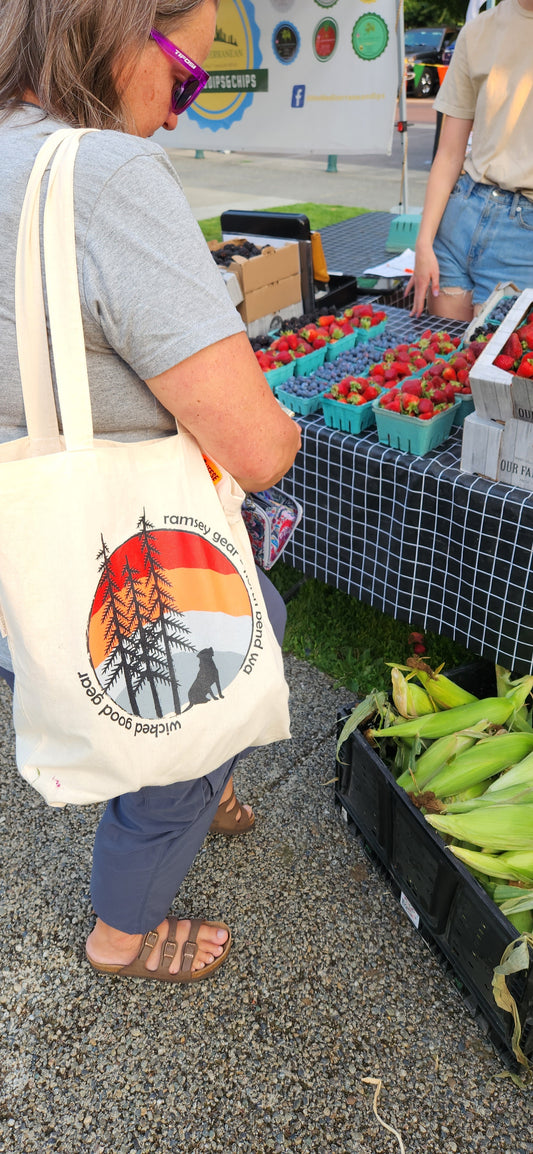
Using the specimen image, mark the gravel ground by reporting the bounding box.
[1,658,532,1153]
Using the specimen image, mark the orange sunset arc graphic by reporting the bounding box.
[88,520,253,720]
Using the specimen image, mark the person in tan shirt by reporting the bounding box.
[409,0,533,320]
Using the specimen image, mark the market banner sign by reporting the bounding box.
[156,0,399,156]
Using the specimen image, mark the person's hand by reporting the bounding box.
[405,243,440,317]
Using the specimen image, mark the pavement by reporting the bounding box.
[1,655,532,1153]
[165,134,433,220]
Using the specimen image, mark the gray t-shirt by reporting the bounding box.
[0,106,244,442]
[0,107,245,676]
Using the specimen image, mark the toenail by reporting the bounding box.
[216,930,227,940]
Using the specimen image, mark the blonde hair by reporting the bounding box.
[0,0,206,128]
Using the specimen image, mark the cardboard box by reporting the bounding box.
[208,238,300,294]
[460,410,533,491]
[245,300,304,341]
[237,273,302,326]
[469,288,533,423]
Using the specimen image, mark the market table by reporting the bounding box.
[276,307,533,675]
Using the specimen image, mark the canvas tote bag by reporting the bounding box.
[0,128,290,807]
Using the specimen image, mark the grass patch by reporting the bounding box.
[198,202,368,244]
[268,560,479,697]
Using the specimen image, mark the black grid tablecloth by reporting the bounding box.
[277,308,533,674]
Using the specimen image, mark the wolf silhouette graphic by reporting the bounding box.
[184,647,224,710]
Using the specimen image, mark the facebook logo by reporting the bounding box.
[291,85,305,109]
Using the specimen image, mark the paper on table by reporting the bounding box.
[362,248,416,278]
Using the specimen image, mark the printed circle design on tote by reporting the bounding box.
[272,22,300,64]
[313,19,338,62]
[352,14,389,61]
[88,517,253,720]
[314,0,338,8]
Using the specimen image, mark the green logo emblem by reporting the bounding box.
[352,14,389,62]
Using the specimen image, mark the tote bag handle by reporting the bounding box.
[15,128,96,452]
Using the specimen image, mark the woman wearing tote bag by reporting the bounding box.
[0,0,301,983]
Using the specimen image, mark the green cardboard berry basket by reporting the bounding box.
[452,394,475,426]
[294,346,328,377]
[275,385,329,417]
[372,396,460,454]
[355,319,387,344]
[263,361,296,390]
[325,331,358,362]
[321,392,383,434]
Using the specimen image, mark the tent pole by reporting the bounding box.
[396,0,408,214]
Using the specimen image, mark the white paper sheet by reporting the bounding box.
[362,249,416,278]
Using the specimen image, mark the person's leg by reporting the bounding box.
[427,285,474,323]
[209,565,287,832]
[86,566,287,971]
[86,753,236,972]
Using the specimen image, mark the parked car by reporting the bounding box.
[441,38,457,66]
[405,26,458,98]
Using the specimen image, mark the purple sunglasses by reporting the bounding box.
[150,28,209,113]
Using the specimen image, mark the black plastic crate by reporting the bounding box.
[335,663,533,1066]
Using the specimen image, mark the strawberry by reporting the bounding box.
[516,354,533,378]
[502,332,523,362]
[516,323,533,350]
[318,314,336,328]
[418,398,434,416]
[494,354,515,371]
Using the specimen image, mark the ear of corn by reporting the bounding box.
[493,884,533,902]
[411,667,478,709]
[419,733,533,799]
[369,695,516,741]
[448,846,533,882]
[505,909,533,934]
[391,667,436,718]
[485,750,533,794]
[426,804,533,852]
[443,785,533,813]
[395,723,489,792]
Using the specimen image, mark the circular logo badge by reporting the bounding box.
[352,14,389,61]
[314,0,338,8]
[313,18,338,62]
[89,524,253,719]
[187,0,262,132]
[272,22,300,64]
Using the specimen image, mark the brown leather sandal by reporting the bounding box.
[86,916,231,983]
[209,786,255,836]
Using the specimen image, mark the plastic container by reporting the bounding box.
[385,212,421,253]
[263,361,296,390]
[321,393,381,435]
[335,663,533,1068]
[293,346,328,377]
[325,331,358,362]
[373,396,459,454]
[275,385,328,417]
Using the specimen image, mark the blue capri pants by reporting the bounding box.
[433,172,533,306]
[89,566,287,933]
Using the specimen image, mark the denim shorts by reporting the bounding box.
[433,172,533,305]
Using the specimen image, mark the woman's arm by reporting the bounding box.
[407,115,473,316]
[146,330,301,492]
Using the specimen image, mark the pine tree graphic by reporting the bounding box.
[96,516,197,717]
[97,535,140,715]
[121,556,167,717]
[136,511,196,714]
